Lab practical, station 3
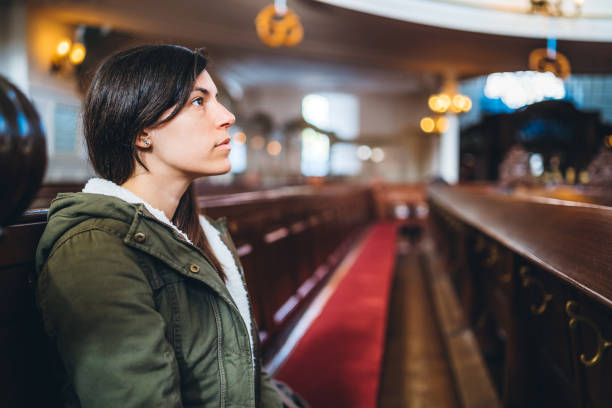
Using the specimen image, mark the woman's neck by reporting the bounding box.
[121,172,191,221]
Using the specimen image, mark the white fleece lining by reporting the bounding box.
[83,178,192,243]
[199,215,255,370]
[82,177,255,370]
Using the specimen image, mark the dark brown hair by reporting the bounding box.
[83,45,225,280]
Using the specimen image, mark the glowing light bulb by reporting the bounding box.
[420,117,435,133]
[357,145,372,160]
[69,43,86,65]
[462,96,472,112]
[428,95,440,112]
[250,135,265,150]
[438,94,451,112]
[234,132,247,144]
[451,95,465,112]
[435,116,449,133]
[57,39,71,56]
[267,140,282,156]
[371,147,384,163]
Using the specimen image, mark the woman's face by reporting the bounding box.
[142,69,235,180]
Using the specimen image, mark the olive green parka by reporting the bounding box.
[35,186,284,408]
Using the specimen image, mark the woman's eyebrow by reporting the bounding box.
[192,87,218,98]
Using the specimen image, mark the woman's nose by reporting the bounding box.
[218,104,236,129]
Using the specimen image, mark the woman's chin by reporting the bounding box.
[205,163,232,177]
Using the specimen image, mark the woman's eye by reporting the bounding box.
[191,97,204,106]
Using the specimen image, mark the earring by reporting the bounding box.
[143,138,151,147]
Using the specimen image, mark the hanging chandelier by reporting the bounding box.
[529,0,584,17]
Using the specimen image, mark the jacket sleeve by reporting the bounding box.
[260,365,309,408]
[37,229,183,408]
[260,367,284,408]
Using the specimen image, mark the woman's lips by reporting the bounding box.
[215,137,231,150]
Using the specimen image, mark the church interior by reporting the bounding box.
[2,0,612,407]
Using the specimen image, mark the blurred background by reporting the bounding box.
[3,3,612,407]
[2,0,611,191]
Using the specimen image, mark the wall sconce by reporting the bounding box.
[51,31,87,74]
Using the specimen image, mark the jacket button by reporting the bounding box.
[134,232,146,243]
[189,264,200,274]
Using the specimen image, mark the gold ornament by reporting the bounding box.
[529,48,571,79]
[255,4,303,47]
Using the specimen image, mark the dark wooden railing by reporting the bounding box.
[428,183,612,408]
[0,183,375,408]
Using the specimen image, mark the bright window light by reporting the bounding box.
[229,128,247,173]
[302,92,359,140]
[301,128,330,177]
[330,143,361,176]
[484,71,565,109]
[529,153,544,177]
[302,94,330,130]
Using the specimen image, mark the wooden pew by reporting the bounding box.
[0,183,375,407]
[0,210,64,408]
[428,183,612,408]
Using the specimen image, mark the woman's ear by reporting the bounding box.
[136,131,153,149]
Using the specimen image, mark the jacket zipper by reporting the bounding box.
[209,298,227,408]
[138,211,257,406]
[218,223,258,408]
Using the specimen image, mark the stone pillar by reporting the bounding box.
[439,114,459,184]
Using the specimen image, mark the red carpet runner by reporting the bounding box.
[276,222,398,408]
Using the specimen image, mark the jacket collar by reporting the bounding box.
[82,178,191,243]
[82,178,238,304]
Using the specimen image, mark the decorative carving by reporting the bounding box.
[566,300,612,367]
[520,266,553,315]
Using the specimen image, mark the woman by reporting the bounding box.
[35,45,305,408]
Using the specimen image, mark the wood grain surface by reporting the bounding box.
[428,184,612,308]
